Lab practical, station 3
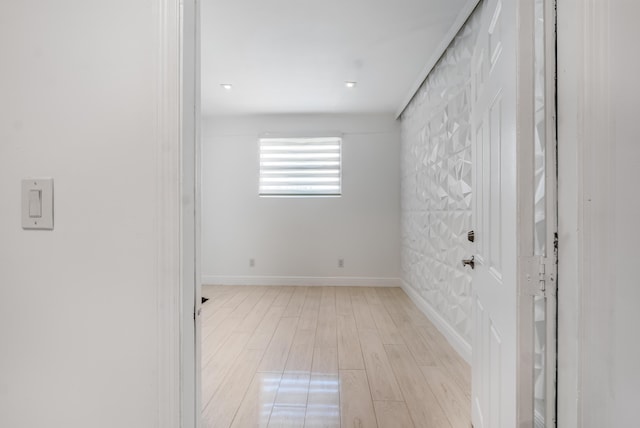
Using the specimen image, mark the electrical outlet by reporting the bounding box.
[249,258,255,268]
[338,259,344,268]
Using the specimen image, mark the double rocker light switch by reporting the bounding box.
[22,178,54,230]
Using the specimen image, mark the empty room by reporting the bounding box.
[198,0,529,426]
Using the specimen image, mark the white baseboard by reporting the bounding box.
[401,280,472,363]
[201,275,400,287]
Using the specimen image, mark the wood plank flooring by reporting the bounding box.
[201,286,471,428]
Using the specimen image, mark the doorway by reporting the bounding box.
[183,0,560,426]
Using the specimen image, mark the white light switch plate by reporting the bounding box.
[22,178,54,230]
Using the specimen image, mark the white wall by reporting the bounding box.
[201,114,401,286]
[0,1,181,427]
[558,0,640,426]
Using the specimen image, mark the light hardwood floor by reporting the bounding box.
[201,286,471,428]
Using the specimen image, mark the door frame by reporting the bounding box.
[164,0,564,426]
[556,0,613,427]
[156,0,200,427]
[516,0,558,426]
[180,0,201,426]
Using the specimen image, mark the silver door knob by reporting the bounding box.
[462,256,475,269]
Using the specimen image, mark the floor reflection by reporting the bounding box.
[223,369,341,427]
[200,286,471,428]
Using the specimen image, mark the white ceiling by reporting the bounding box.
[200,0,472,116]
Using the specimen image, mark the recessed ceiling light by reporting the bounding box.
[345,81,357,89]
[220,83,233,90]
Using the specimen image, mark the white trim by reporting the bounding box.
[557,0,612,427]
[155,0,181,427]
[202,275,400,287]
[191,0,202,425]
[400,280,472,364]
[556,1,583,426]
[395,0,481,119]
[179,0,199,426]
[515,0,538,424]
[542,1,558,425]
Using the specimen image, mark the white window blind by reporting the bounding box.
[259,136,342,196]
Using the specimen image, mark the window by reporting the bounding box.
[259,136,342,196]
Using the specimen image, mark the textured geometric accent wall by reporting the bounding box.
[399,10,481,344]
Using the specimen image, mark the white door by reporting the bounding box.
[470,0,557,426]
[470,0,518,426]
